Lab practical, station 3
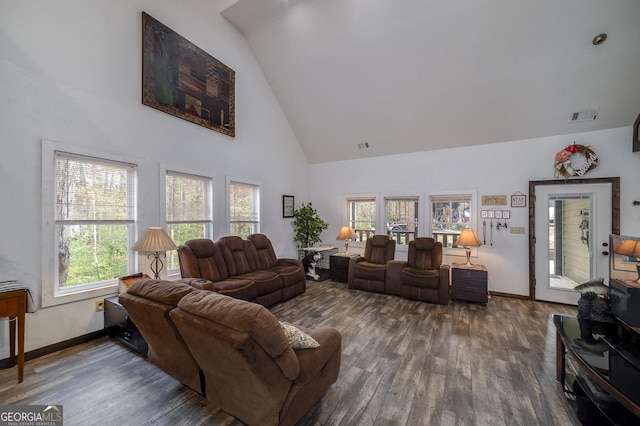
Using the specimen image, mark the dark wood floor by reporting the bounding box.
[0,280,579,426]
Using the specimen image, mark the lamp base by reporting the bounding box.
[463,247,473,266]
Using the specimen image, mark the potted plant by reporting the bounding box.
[292,202,328,248]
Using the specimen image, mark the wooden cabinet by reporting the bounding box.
[451,263,488,304]
[330,254,356,282]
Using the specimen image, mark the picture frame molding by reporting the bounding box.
[283,195,295,218]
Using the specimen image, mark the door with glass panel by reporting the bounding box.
[533,183,612,304]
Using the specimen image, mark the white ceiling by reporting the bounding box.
[220,0,640,164]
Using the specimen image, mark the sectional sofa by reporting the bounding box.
[177,234,306,307]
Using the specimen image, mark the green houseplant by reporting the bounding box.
[292,202,328,248]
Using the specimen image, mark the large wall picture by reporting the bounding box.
[142,12,235,137]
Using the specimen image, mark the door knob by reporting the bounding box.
[602,251,609,256]
[602,242,608,247]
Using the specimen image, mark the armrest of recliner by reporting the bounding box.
[179,277,215,291]
[438,264,450,305]
[385,260,406,296]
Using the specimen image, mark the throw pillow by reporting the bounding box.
[280,322,320,349]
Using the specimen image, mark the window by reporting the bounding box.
[50,149,136,299]
[347,198,376,242]
[166,171,212,271]
[229,181,260,238]
[385,197,418,246]
[430,194,471,248]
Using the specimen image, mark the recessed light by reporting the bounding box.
[592,33,607,46]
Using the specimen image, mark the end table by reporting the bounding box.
[329,253,358,282]
[451,263,488,305]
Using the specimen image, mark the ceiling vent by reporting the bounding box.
[569,108,598,122]
[358,142,370,149]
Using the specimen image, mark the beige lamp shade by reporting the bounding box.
[132,227,177,252]
[614,239,640,259]
[336,226,356,253]
[132,227,177,279]
[336,226,356,241]
[455,229,482,247]
[454,228,482,266]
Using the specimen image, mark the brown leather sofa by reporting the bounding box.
[348,235,396,293]
[398,237,450,305]
[177,234,306,307]
[171,290,342,426]
[347,236,450,304]
[120,279,341,426]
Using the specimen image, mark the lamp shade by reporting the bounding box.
[336,226,356,240]
[615,239,640,259]
[455,229,482,247]
[132,227,177,252]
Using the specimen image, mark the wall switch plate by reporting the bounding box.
[95,299,105,312]
[510,227,525,234]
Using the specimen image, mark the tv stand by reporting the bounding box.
[554,314,640,424]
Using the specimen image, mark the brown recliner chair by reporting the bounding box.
[348,235,396,293]
[400,237,450,305]
[118,279,204,394]
[170,290,342,426]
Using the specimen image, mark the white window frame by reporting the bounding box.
[344,195,378,247]
[428,190,478,258]
[42,140,138,307]
[161,167,214,276]
[383,194,421,249]
[227,177,261,238]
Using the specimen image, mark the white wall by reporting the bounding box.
[310,126,640,297]
[0,0,309,354]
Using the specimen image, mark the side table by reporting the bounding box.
[104,296,148,356]
[330,253,358,282]
[451,263,488,304]
[0,289,26,383]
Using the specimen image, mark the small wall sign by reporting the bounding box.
[511,192,526,207]
[481,195,507,206]
[283,195,295,218]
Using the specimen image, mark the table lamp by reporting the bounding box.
[454,229,482,266]
[132,227,177,279]
[336,226,356,254]
[614,239,640,283]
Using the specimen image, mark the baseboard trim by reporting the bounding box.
[0,329,107,369]
[489,291,532,300]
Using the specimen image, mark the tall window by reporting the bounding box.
[347,198,376,242]
[166,171,212,270]
[430,194,471,248]
[385,197,418,246]
[54,151,136,291]
[229,181,260,238]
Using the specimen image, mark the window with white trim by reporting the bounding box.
[430,194,471,248]
[347,198,376,242]
[385,197,419,246]
[229,181,260,238]
[166,171,212,271]
[53,151,136,292]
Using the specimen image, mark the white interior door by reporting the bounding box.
[534,183,611,304]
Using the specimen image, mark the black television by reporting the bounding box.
[609,234,640,330]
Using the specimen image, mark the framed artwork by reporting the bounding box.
[283,195,295,218]
[142,12,235,137]
[634,112,640,152]
[511,192,527,207]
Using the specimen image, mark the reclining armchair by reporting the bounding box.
[348,235,396,293]
[399,237,450,305]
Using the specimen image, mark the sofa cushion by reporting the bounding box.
[407,238,442,270]
[353,261,387,282]
[401,268,440,288]
[175,290,300,380]
[248,233,279,269]
[280,322,319,349]
[178,239,229,282]
[219,236,259,275]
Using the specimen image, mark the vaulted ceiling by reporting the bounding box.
[220,0,640,164]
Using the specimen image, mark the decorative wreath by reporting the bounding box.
[554,143,599,179]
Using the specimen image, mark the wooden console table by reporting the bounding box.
[0,288,27,383]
